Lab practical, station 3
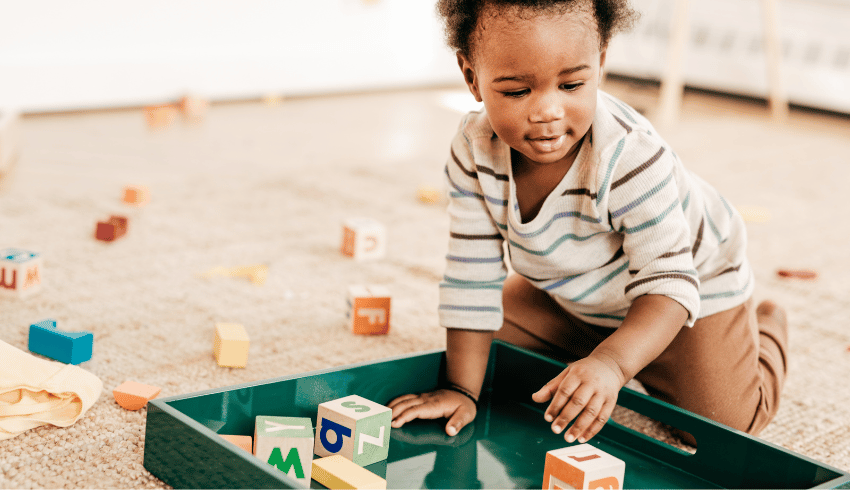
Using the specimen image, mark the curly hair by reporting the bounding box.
[436,0,638,60]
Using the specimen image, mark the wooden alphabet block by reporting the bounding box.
[253,416,313,484]
[28,319,93,365]
[542,444,625,490]
[340,217,386,261]
[177,95,208,121]
[144,104,178,129]
[314,395,391,467]
[213,323,249,368]
[95,215,128,242]
[219,434,253,453]
[312,455,386,490]
[122,185,150,206]
[346,285,391,335]
[113,380,161,410]
[0,248,43,297]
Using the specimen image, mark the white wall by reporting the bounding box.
[0,0,461,113]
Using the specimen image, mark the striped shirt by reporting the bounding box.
[438,90,753,331]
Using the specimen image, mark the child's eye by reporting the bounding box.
[501,89,529,98]
[561,83,584,91]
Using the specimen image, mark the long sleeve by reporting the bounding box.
[438,117,508,331]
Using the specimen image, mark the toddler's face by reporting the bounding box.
[460,7,604,169]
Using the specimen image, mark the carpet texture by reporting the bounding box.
[1,81,848,487]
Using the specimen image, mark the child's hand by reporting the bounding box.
[532,354,625,444]
[388,390,477,437]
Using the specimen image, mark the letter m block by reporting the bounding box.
[0,248,42,298]
[314,394,391,467]
[543,444,625,489]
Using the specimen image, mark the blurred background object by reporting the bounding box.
[1,0,849,116]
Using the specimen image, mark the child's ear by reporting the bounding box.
[457,52,483,103]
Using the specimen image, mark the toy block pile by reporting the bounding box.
[220,394,391,489]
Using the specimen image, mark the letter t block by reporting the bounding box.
[542,444,625,490]
[346,285,391,335]
[314,395,391,467]
[254,416,314,484]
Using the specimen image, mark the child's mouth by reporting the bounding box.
[527,134,565,153]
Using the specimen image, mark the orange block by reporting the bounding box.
[220,434,253,453]
[144,104,178,129]
[123,185,150,206]
[113,381,161,410]
[346,285,391,335]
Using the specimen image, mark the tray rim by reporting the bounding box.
[145,342,850,489]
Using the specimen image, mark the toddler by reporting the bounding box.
[389,0,788,446]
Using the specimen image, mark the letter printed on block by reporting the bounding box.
[314,394,392,467]
[542,444,625,490]
[253,416,314,484]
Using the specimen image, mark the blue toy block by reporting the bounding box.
[28,319,93,365]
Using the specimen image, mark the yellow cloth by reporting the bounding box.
[0,339,102,440]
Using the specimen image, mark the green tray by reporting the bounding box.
[143,341,850,489]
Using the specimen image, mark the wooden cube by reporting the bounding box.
[340,217,386,261]
[314,395,391,467]
[113,380,161,411]
[213,323,249,368]
[346,285,391,335]
[95,215,128,242]
[220,434,253,453]
[28,319,93,365]
[123,185,150,206]
[312,455,386,490]
[0,248,43,297]
[178,95,208,121]
[542,444,625,490]
[253,416,313,484]
[144,104,178,129]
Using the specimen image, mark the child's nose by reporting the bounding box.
[529,92,565,123]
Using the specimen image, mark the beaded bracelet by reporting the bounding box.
[442,384,478,406]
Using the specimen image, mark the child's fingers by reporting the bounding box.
[387,393,420,410]
[574,399,614,443]
[532,368,569,404]
[445,404,476,436]
[550,383,596,435]
[564,394,606,443]
[544,375,583,427]
[390,396,427,427]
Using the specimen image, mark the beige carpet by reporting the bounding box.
[1,80,849,488]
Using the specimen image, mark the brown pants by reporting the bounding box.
[496,275,788,437]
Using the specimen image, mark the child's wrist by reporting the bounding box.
[441,383,479,406]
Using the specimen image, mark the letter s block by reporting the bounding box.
[542,444,625,490]
[254,416,314,484]
[346,285,391,335]
[0,248,43,298]
[340,217,386,261]
[314,395,391,467]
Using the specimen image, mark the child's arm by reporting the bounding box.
[389,328,493,436]
[532,294,688,443]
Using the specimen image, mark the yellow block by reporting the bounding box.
[213,323,249,368]
[312,455,386,490]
